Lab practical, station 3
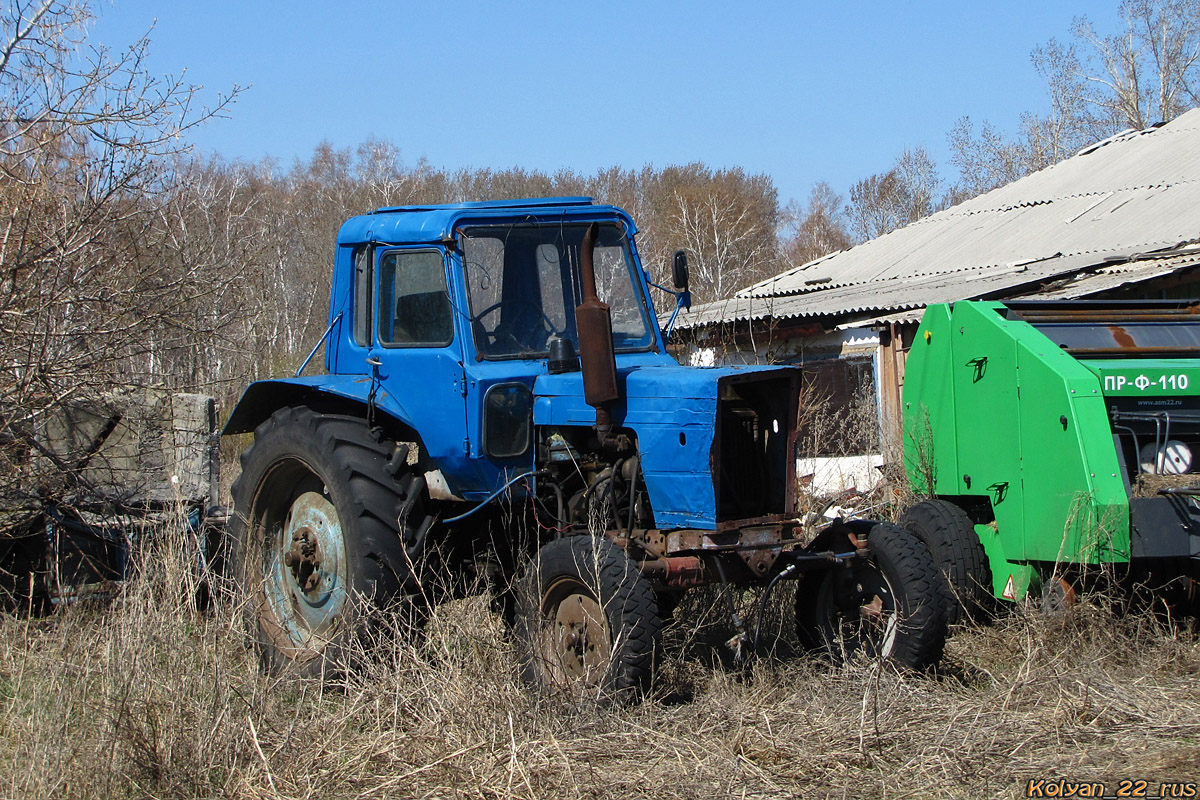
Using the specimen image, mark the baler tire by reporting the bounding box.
[515,535,661,702]
[795,522,946,670]
[229,406,432,677]
[901,499,992,625]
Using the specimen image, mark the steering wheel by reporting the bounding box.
[471,299,561,353]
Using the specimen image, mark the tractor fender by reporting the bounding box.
[222,375,416,435]
[222,377,464,501]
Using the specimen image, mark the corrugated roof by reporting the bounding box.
[1014,249,1200,299]
[677,108,1200,330]
[845,250,1200,328]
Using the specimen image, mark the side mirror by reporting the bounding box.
[672,250,689,292]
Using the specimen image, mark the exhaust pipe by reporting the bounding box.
[575,222,619,439]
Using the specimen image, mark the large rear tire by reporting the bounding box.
[516,535,660,701]
[796,522,946,670]
[229,406,432,676]
[901,499,992,625]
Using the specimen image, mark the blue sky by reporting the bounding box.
[91,1,1123,208]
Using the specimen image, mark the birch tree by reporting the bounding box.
[0,0,238,514]
[951,0,1200,197]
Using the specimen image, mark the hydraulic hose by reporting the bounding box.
[442,470,538,524]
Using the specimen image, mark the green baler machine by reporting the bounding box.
[901,300,1200,617]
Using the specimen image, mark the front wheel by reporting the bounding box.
[796,522,946,670]
[515,535,660,701]
[229,407,432,676]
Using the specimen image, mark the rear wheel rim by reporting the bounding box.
[255,459,349,657]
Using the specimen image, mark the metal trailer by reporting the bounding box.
[0,390,224,610]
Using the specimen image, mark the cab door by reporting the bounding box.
[372,246,474,493]
[456,227,565,488]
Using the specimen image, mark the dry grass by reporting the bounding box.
[0,533,1198,800]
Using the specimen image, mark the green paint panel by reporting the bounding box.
[1084,360,1200,398]
[1013,343,1128,563]
[901,304,956,495]
[901,301,1177,602]
[974,522,1034,602]
[942,304,1023,549]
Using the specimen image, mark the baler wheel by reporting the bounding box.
[229,406,432,676]
[795,522,946,670]
[516,535,661,701]
[901,500,992,625]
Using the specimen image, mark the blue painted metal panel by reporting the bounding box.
[533,362,788,530]
[225,373,495,500]
[335,198,639,247]
[628,365,790,528]
[224,374,399,434]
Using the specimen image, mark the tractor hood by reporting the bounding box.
[534,364,780,418]
[534,363,799,529]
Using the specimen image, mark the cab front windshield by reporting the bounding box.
[460,221,655,359]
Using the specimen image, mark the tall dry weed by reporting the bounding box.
[0,520,1197,799]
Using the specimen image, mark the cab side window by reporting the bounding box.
[353,245,373,348]
[378,250,453,347]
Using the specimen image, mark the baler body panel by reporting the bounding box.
[904,301,1200,601]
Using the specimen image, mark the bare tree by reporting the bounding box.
[947,116,1048,201]
[950,0,1200,198]
[1068,0,1200,132]
[780,182,852,267]
[0,0,239,517]
[662,167,779,304]
[846,147,942,241]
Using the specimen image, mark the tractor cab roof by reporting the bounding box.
[336,197,638,246]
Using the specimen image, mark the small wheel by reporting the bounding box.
[229,407,432,675]
[900,499,992,625]
[796,522,946,670]
[515,535,660,700]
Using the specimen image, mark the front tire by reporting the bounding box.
[515,535,660,701]
[796,522,946,670]
[229,407,432,676]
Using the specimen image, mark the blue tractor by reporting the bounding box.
[223,197,946,694]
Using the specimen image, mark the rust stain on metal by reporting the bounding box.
[1107,324,1136,349]
[715,513,793,532]
[575,221,619,415]
[663,522,799,567]
[640,556,705,587]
